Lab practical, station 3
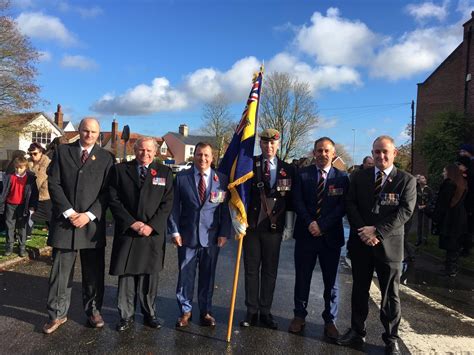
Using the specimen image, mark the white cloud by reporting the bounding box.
[59,2,103,18]
[295,8,378,66]
[91,78,188,115]
[38,50,52,62]
[406,1,449,22]
[16,12,77,45]
[61,55,98,70]
[318,117,338,129]
[371,25,461,80]
[456,0,474,14]
[267,52,362,93]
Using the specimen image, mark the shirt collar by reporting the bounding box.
[15,172,27,178]
[318,165,331,175]
[375,165,394,177]
[194,166,211,176]
[79,143,94,154]
[263,156,277,166]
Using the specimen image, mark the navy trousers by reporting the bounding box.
[176,245,219,316]
[293,237,341,324]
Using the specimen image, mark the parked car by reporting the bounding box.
[172,162,193,173]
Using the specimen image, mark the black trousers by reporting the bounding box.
[350,253,402,345]
[416,211,430,244]
[243,230,282,315]
[4,203,27,247]
[46,247,105,320]
[117,273,159,320]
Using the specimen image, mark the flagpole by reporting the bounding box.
[226,237,244,342]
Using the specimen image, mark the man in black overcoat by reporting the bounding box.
[43,118,114,334]
[337,135,416,355]
[108,137,173,331]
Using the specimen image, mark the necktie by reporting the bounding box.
[139,166,147,184]
[198,173,206,204]
[264,160,271,183]
[374,171,384,199]
[316,169,325,219]
[81,149,89,164]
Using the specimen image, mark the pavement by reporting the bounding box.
[0,232,473,354]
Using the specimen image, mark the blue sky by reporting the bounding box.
[9,0,474,163]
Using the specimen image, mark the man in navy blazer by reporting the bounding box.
[289,137,349,340]
[168,142,231,328]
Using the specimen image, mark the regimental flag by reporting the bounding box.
[218,67,263,239]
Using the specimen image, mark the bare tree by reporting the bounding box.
[0,0,41,116]
[259,72,319,161]
[334,143,353,167]
[200,94,235,162]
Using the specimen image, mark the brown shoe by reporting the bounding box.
[324,323,340,340]
[88,314,105,328]
[43,317,67,334]
[288,317,306,333]
[200,313,216,327]
[176,312,192,328]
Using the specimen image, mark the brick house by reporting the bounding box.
[414,12,474,174]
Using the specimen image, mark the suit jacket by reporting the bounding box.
[47,142,114,250]
[0,171,39,216]
[346,166,417,262]
[109,160,173,275]
[247,155,294,233]
[293,165,349,248]
[167,167,231,248]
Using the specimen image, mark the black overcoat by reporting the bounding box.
[108,160,173,275]
[47,142,114,250]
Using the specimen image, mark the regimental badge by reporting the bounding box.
[210,190,226,203]
[152,177,166,186]
[380,193,400,206]
[276,178,292,195]
[213,174,219,182]
[279,168,287,177]
[328,185,344,196]
[91,155,96,161]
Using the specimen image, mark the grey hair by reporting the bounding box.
[373,135,395,146]
[78,117,100,131]
[134,137,159,151]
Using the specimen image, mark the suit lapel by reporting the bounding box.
[380,167,398,193]
[125,160,140,188]
[68,141,82,169]
[137,161,155,216]
[186,168,200,205]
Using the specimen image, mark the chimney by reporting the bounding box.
[111,119,118,153]
[54,104,63,129]
[179,124,188,137]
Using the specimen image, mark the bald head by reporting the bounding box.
[79,118,100,149]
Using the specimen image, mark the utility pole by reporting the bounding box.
[352,128,356,168]
[411,100,415,174]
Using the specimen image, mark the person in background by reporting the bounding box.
[361,156,375,170]
[27,142,52,236]
[431,164,467,277]
[45,136,69,160]
[0,156,38,257]
[455,155,473,257]
[415,175,433,247]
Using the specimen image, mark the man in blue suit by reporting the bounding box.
[288,137,349,341]
[168,142,231,328]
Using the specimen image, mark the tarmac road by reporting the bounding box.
[0,233,473,354]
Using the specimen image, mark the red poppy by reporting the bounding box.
[280,168,286,177]
[150,169,157,176]
[213,174,219,182]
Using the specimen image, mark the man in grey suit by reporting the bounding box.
[43,118,114,334]
[337,136,416,355]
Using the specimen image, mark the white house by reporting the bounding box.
[0,112,63,160]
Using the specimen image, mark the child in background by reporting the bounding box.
[0,156,39,257]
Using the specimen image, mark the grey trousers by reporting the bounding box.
[117,273,160,320]
[46,247,105,320]
[4,203,27,247]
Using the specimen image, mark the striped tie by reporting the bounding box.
[81,149,89,164]
[374,171,383,199]
[315,169,325,219]
[263,160,271,183]
[139,166,147,184]
[198,173,206,204]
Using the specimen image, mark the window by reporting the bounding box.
[161,146,167,154]
[189,146,194,156]
[32,131,52,145]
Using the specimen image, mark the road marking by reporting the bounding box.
[369,281,474,353]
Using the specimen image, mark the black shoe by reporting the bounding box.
[414,241,422,247]
[336,328,365,346]
[385,341,401,355]
[460,249,470,257]
[239,313,258,327]
[4,244,13,256]
[19,248,27,258]
[259,313,278,330]
[446,270,458,277]
[144,316,161,329]
[116,318,134,332]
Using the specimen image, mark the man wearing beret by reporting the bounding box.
[240,128,294,329]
